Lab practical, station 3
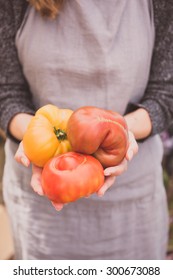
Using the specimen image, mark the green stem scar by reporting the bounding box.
[54,127,67,142]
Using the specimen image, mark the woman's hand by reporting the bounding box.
[14,141,64,211]
[31,165,64,211]
[14,141,30,167]
[97,106,152,197]
[97,131,138,196]
[15,130,138,208]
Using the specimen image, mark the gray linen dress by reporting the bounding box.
[3,0,169,259]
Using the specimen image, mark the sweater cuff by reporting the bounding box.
[125,100,166,136]
[137,99,166,135]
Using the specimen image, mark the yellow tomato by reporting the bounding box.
[23,104,73,167]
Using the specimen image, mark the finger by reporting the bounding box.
[97,176,116,197]
[126,149,134,161]
[51,202,64,211]
[104,159,128,176]
[126,132,138,161]
[30,165,44,196]
[126,143,138,161]
[14,141,30,167]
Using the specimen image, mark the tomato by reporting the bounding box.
[23,104,73,167]
[67,106,129,167]
[41,152,104,203]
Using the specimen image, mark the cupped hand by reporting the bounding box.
[14,141,30,167]
[14,130,138,208]
[31,165,65,211]
[14,141,64,211]
[97,130,138,196]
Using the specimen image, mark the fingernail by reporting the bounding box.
[21,157,29,167]
[52,203,63,211]
[104,171,110,176]
[98,191,104,197]
[33,185,44,196]
[127,150,133,161]
[37,190,44,196]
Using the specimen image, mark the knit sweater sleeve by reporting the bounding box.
[0,0,35,137]
[137,0,173,135]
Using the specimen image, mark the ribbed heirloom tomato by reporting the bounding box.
[23,104,73,167]
[67,106,129,167]
[41,152,105,203]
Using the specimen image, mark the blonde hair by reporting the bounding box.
[29,0,64,19]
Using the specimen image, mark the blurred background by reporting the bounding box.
[0,128,173,260]
[0,129,14,260]
[160,125,173,258]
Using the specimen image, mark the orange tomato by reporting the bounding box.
[23,104,73,167]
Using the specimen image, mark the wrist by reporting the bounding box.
[8,113,33,141]
[124,108,152,140]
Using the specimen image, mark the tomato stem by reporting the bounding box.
[54,127,67,142]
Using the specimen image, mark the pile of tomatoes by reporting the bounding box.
[23,104,128,203]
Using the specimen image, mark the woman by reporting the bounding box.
[0,0,173,259]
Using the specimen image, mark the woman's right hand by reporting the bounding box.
[14,141,44,196]
[14,141,30,167]
[14,141,64,211]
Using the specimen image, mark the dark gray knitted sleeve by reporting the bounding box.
[138,0,173,135]
[0,1,35,137]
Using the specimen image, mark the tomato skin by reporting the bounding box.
[41,152,105,203]
[23,104,73,167]
[67,106,129,168]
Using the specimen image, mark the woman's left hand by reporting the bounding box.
[97,130,138,196]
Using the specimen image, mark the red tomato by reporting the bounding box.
[41,152,104,203]
[67,106,129,167]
